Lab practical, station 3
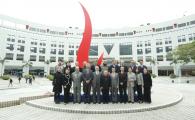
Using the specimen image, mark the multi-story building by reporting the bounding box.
[0,14,195,76]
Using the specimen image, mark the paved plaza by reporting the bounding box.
[0,77,195,119]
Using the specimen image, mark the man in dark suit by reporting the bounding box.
[130,60,137,73]
[108,60,119,73]
[100,70,111,104]
[92,66,101,104]
[82,63,94,104]
[138,60,147,73]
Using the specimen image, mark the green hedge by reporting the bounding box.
[24,74,32,79]
[151,74,157,78]
[170,73,176,78]
[191,71,195,76]
[1,75,10,80]
[47,75,54,81]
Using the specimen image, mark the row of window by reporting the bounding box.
[5,53,172,63]
[5,53,64,62]
[6,44,25,52]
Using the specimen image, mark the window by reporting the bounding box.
[166,26,173,30]
[50,57,56,62]
[39,56,45,62]
[182,35,186,42]
[39,48,46,54]
[50,49,56,54]
[58,49,64,55]
[31,42,37,45]
[137,42,143,47]
[137,56,143,62]
[156,40,163,45]
[5,53,14,60]
[16,54,24,61]
[69,50,74,55]
[194,33,195,40]
[178,23,186,28]
[11,39,15,42]
[7,38,11,42]
[137,49,143,55]
[165,46,172,52]
[30,47,37,53]
[146,56,152,62]
[30,55,36,61]
[165,37,172,44]
[190,20,195,25]
[58,57,64,61]
[156,47,163,53]
[120,44,132,55]
[145,48,151,54]
[90,45,98,56]
[40,42,46,46]
[6,44,14,51]
[145,41,151,47]
[155,28,162,32]
[17,45,24,52]
[189,34,193,41]
[157,55,163,61]
[166,54,173,61]
[177,36,181,42]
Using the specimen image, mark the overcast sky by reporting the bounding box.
[0,0,195,29]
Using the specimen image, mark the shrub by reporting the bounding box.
[170,73,176,79]
[24,74,32,79]
[47,75,54,81]
[1,75,10,80]
[191,71,195,76]
[151,74,157,78]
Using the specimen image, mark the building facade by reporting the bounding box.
[0,14,195,76]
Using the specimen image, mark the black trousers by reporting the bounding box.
[102,89,109,103]
[137,85,143,101]
[64,85,71,103]
[54,92,60,103]
[83,84,91,103]
[119,85,127,103]
[144,86,151,103]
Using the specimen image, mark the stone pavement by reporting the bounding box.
[25,84,182,114]
[0,77,52,103]
[0,77,195,120]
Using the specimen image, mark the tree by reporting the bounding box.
[166,41,195,76]
[22,60,33,76]
[149,57,158,76]
[0,57,6,76]
[173,41,195,63]
[44,60,50,76]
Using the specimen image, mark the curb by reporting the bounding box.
[25,93,183,114]
[0,94,52,108]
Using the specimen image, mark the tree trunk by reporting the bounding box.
[0,63,4,76]
[23,66,29,76]
[152,64,158,76]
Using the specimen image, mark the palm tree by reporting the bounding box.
[149,57,159,76]
[44,60,50,76]
[0,57,6,76]
[22,60,33,76]
[170,58,181,77]
[167,52,182,77]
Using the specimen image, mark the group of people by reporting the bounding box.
[52,59,152,104]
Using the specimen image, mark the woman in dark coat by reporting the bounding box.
[143,68,152,103]
[52,69,64,104]
[63,68,72,104]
